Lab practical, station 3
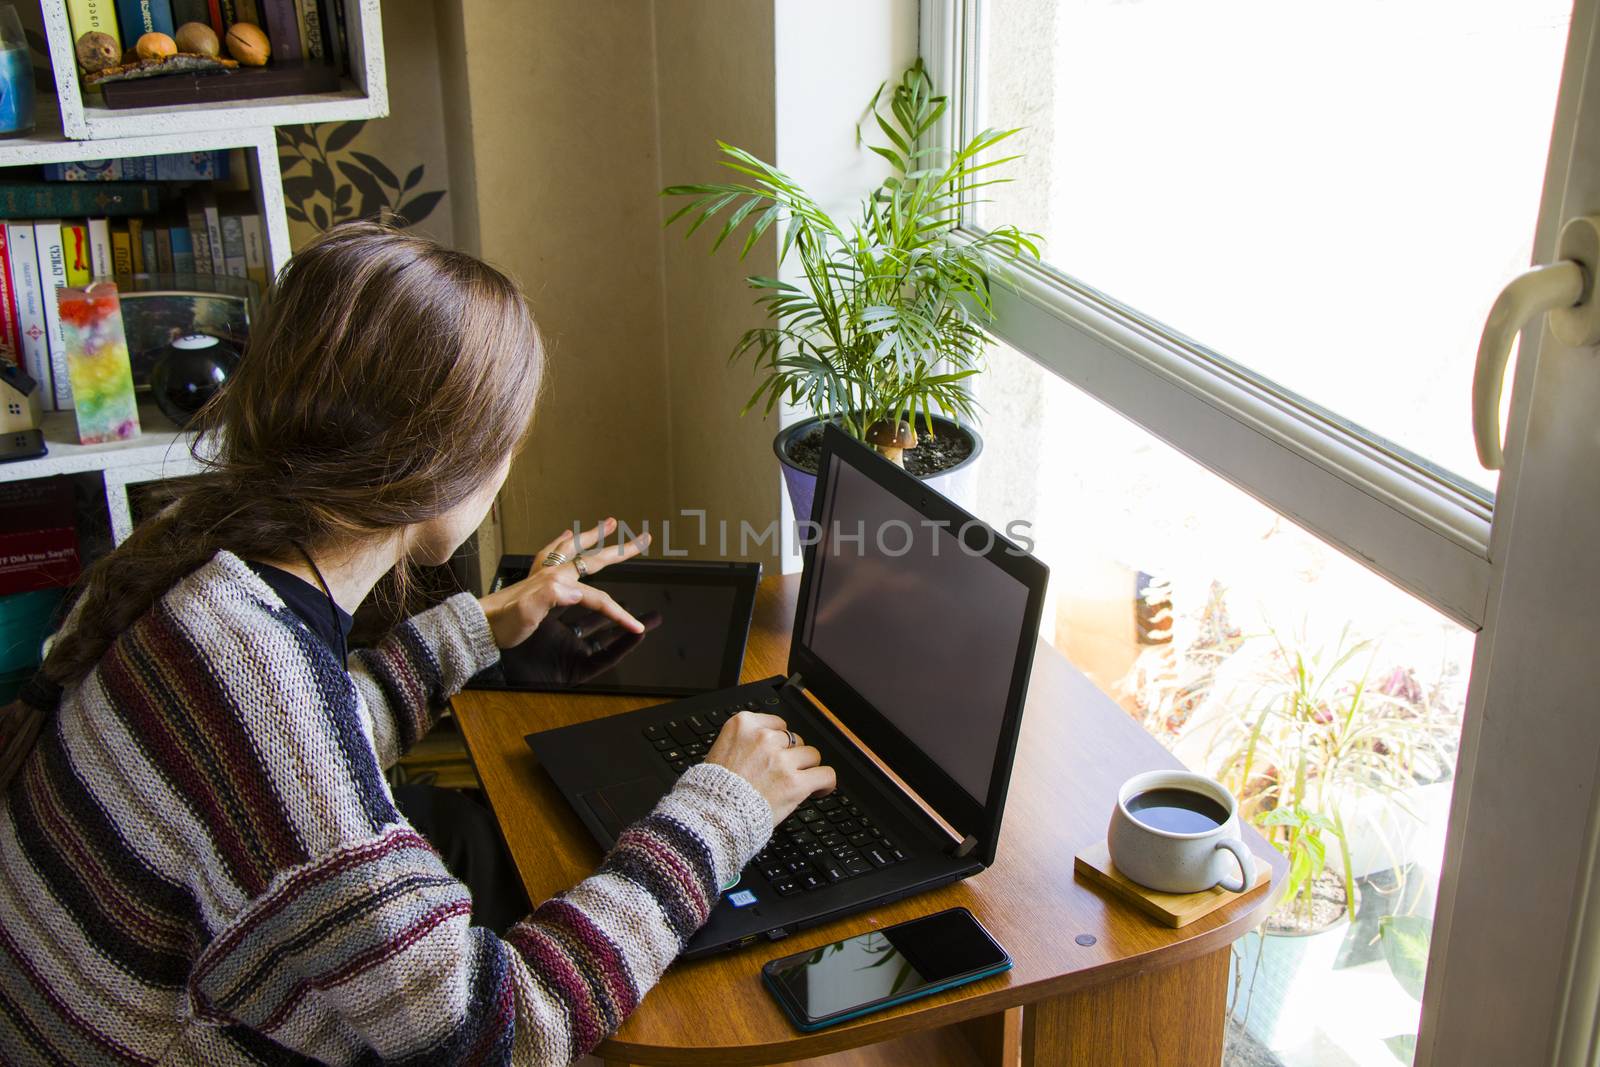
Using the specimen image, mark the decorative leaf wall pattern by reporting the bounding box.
[277,121,447,235]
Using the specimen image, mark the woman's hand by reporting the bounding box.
[478,518,651,650]
[704,711,836,826]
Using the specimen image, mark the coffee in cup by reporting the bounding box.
[1108,769,1252,894]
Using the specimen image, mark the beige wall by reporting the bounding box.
[440,1,677,553]
[654,1,780,561]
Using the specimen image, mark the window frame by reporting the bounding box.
[921,0,1508,630]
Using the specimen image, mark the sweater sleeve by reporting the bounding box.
[347,592,501,768]
[186,761,773,1065]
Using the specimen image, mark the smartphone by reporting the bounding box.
[761,907,1011,1032]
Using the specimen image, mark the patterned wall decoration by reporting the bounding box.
[277,121,446,236]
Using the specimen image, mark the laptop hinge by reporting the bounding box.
[782,672,804,692]
[952,834,979,859]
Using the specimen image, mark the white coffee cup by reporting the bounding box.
[1107,769,1252,894]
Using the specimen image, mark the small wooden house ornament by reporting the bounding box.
[0,363,41,433]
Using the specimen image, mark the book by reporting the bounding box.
[62,224,91,287]
[153,226,173,273]
[139,227,156,274]
[204,0,223,34]
[236,0,260,24]
[114,0,175,40]
[185,196,212,275]
[217,0,235,27]
[258,0,301,62]
[201,191,223,278]
[66,0,122,50]
[219,215,247,279]
[327,0,348,75]
[171,0,209,27]
[6,225,50,409]
[0,183,162,220]
[33,222,72,410]
[43,152,229,183]
[127,217,145,272]
[0,228,18,365]
[87,219,113,279]
[170,226,194,274]
[110,227,134,277]
[241,213,267,291]
[298,0,323,61]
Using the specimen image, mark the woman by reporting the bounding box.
[0,221,833,1065]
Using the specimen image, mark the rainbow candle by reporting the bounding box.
[59,281,140,445]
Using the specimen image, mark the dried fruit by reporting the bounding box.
[224,22,270,66]
[135,32,176,62]
[75,31,120,72]
[174,22,220,57]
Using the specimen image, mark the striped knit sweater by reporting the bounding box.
[0,551,773,1065]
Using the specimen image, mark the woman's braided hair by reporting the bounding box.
[28,218,544,702]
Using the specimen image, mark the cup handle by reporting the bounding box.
[1213,838,1252,893]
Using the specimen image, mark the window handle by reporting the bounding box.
[1473,215,1600,470]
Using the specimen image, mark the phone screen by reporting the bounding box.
[764,909,1009,1025]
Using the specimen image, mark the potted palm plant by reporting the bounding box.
[662,60,1039,517]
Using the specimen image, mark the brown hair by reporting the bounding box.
[41,219,543,687]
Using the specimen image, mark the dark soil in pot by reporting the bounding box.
[783,422,974,477]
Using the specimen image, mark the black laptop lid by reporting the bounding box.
[788,425,1048,867]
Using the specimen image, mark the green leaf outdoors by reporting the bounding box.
[1379,914,1432,1003]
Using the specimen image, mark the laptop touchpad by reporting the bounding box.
[581,776,669,842]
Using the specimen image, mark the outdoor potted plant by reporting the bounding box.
[662,60,1040,518]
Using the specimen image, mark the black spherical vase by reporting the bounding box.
[150,334,240,427]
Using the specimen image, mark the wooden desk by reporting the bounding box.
[452,576,1285,1067]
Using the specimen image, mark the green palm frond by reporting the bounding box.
[662,59,1041,444]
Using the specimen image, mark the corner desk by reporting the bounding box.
[451,575,1285,1067]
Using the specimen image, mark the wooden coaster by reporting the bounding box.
[1074,840,1271,928]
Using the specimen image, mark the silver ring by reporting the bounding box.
[542,550,569,568]
[786,730,797,748]
[573,555,589,579]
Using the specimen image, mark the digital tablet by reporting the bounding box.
[465,557,761,697]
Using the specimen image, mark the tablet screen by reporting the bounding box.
[466,559,760,696]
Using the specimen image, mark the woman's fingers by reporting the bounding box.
[536,517,619,561]
[799,764,838,798]
[787,744,822,770]
[573,532,651,579]
[535,527,575,562]
[572,583,645,634]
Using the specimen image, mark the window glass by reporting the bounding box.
[975,0,1573,493]
[974,339,1472,1064]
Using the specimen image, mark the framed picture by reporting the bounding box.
[115,273,257,392]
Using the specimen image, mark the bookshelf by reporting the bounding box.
[0,3,386,554]
[38,0,388,141]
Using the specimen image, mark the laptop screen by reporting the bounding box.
[797,452,1033,804]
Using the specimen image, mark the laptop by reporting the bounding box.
[525,424,1049,958]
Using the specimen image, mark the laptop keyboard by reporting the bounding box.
[639,699,910,896]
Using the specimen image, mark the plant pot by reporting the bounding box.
[773,414,985,521]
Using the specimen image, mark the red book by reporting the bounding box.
[0,228,17,365]
[205,0,224,34]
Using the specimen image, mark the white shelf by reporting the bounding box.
[5,403,195,481]
[40,0,387,142]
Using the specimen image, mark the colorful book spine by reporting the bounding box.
[240,213,267,291]
[185,196,212,275]
[204,0,224,33]
[0,183,162,219]
[87,218,112,279]
[139,228,157,274]
[170,226,194,274]
[110,226,133,277]
[219,215,247,279]
[0,228,18,365]
[127,217,145,272]
[114,0,175,40]
[66,0,122,49]
[258,0,301,61]
[62,224,91,288]
[6,225,49,407]
[153,227,172,273]
[43,153,229,183]
[216,0,235,27]
[34,222,72,410]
